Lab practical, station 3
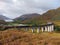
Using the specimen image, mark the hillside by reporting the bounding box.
[0,20,6,24]
[0,14,14,22]
[0,30,60,45]
[0,15,10,20]
[14,13,41,24]
[14,7,60,25]
[42,8,60,20]
[15,13,40,20]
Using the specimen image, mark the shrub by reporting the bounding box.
[55,26,60,32]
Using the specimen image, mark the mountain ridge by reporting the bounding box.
[0,15,10,20]
[13,7,60,24]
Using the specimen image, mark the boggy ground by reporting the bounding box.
[0,29,60,45]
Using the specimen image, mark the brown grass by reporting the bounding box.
[53,21,60,26]
[0,29,60,45]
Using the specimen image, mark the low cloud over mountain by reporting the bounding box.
[0,0,60,18]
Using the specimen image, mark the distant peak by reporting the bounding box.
[56,7,60,10]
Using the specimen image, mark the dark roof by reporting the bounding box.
[4,23,54,28]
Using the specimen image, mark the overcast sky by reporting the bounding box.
[0,0,60,19]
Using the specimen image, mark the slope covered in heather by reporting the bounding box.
[14,7,60,25]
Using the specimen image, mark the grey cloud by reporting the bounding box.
[0,0,60,18]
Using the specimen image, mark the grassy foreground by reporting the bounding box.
[0,29,60,45]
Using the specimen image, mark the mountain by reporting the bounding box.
[0,15,13,22]
[14,13,41,24]
[0,15,10,20]
[14,7,60,25]
[15,13,40,20]
[42,8,60,20]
